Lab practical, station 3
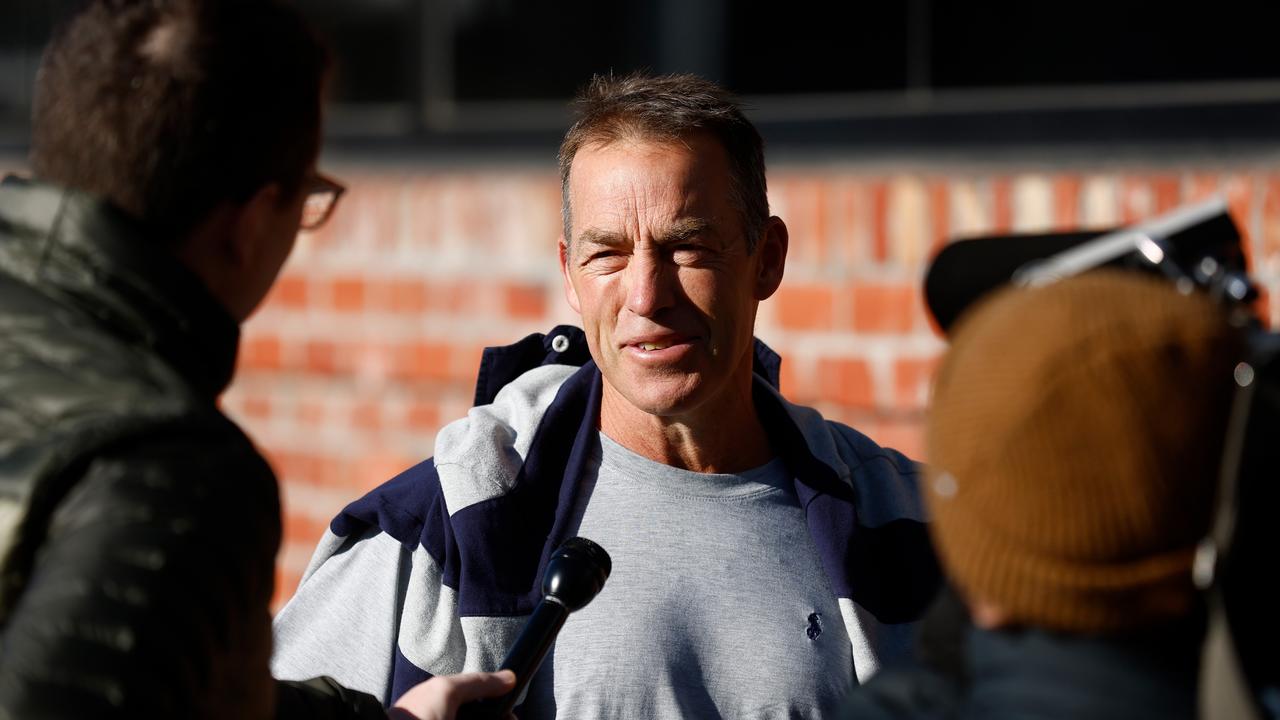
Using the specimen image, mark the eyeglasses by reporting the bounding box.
[300,173,346,231]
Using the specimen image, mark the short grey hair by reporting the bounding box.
[557,72,769,252]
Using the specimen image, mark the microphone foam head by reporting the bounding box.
[543,536,611,612]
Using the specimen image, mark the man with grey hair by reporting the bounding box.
[273,72,938,718]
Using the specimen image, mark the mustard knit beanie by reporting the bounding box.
[927,270,1244,634]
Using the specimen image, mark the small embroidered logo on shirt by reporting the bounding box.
[806,612,822,640]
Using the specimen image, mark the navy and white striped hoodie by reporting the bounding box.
[271,326,939,706]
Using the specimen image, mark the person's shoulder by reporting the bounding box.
[98,412,271,479]
[66,412,278,539]
[766,385,920,480]
[332,361,588,547]
[0,324,258,511]
[0,271,204,446]
[432,324,593,489]
[765,385,929,534]
[432,362,583,506]
[825,419,920,481]
[438,363,581,455]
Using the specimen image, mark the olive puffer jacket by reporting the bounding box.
[0,176,383,719]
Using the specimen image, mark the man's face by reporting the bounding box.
[560,133,786,420]
[233,169,312,321]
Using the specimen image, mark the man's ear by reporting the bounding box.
[753,216,789,301]
[227,183,283,268]
[559,235,581,314]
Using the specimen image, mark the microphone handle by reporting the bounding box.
[458,598,568,720]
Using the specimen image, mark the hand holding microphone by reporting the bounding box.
[389,670,516,720]
[457,536,612,720]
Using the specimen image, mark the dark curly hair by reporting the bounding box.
[30,0,329,240]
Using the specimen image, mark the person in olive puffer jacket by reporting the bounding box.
[0,1,511,718]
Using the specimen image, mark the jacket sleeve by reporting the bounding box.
[272,455,476,707]
[272,526,425,706]
[0,428,282,719]
[276,677,390,719]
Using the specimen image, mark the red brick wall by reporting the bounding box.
[217,163,1280,608]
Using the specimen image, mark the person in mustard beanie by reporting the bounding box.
[841,269,1246,720]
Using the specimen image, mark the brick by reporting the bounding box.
[343,179,403,250]
[331,277,366,312]
[241,395,271,420]
[273,567,302,613]
[1052,175,1081,231]
[271,450,358,489]
[928,179,950,253]
[852,283,920,333]
[894,357,940,411]
[774,177,822,269]
[544,180,567,239]
[1151,175,1181,214]
[387,278,430,313]
[450,344,487,385]
[296,400,325,427]
[812,180,832,267]
[775,285,835,330]
[862,416,926,460]
[282,512,332,549]
[1186,173,1221,203]
[829,180,860,268]
[405,178,444,251]
[1120,176,1155,224]
[438,281,474,313]
[271,274,308,308]
[1261,175,1280,270]
[351,401,382,431]
[991,177,1013,233]
[1223,173,1256,270]
[869,181,889,262]
[268,450,323,485]
[777,355,802,400]
[457,178,499,248]
[351,341,394,383]
[240,335,282,371]
[407,401,440,430]
[304,340,340,375]
[887,176,928,269]
[356,452,418,493]
[503,282,547,320]
[816,357,874,409]
[394,341,452,381]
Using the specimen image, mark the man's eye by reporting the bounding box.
[672,245,706,262]
[584,251,627,268]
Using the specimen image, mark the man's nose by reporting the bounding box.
[624,251,676,317]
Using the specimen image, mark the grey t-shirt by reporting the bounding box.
[523,432,854,719]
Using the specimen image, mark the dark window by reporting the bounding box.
[2,0,1278,150]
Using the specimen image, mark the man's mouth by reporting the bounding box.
[637,341,673,351]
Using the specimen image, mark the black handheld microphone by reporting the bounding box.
[459,536,611,719]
